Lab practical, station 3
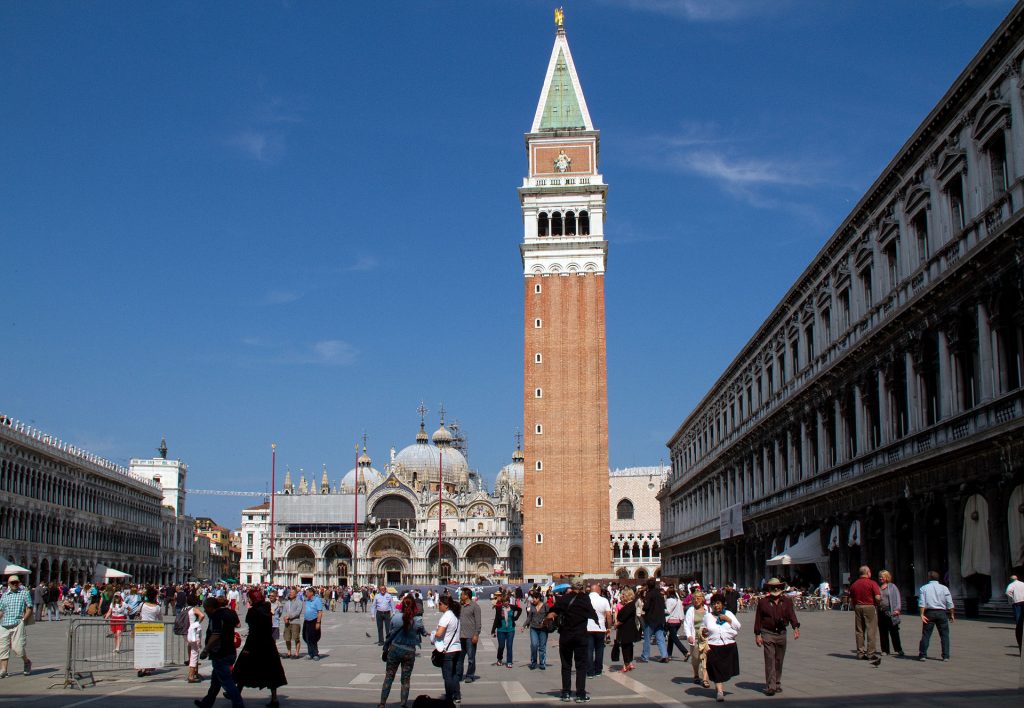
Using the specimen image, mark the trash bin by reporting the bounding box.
[963,598,979,618]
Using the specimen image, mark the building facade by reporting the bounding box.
[130,440,194,585]
[521,14,611,579]
[659,6,1024,610]
[246,417,525,587]
[0,414,163,585]
[610,466,667,581]
[194,517,231,581]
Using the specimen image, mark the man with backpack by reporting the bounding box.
[546,580,599,703]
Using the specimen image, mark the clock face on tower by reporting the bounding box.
[554,150,572,173]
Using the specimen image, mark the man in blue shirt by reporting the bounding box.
[917,571,954,661]
[371,585,396,645]
[302,588,325,660]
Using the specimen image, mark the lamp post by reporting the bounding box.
[270,443,276,585]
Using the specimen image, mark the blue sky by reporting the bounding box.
[1,0,1016,526]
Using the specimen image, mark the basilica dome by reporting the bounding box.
[393,423,470,491]
[495,448,524,496]
[340,449,383,493]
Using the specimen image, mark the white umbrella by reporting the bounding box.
[0,556,30,575]
[93,564,132,583]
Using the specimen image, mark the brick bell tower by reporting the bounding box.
[520,9,611,580]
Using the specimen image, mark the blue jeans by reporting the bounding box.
[199,653,243,708]
[918,610,950,659]
[529,628,549,667]
[456,637,477,680]
[587,632,606,675]
[441,651,461,701]
[641,624,667,660]
[497,631,514,664]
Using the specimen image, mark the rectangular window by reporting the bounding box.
[791,338,800,373]
[534,318,542,328]
[860,266,873,308]
[777,353,786,387]
[884,240,899,289]
[535,424,543,434]
[804,324,815,361]
[536,533,543,544]
[535,460,543,471]
[988,132,1009,195]
[535,353,542,363]
[245,551,253,560]
[535,283,542,294]
[246,533,253,546]
[535,388,542,398]
[839,290,850,329]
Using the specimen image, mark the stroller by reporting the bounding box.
[61,596,76,616]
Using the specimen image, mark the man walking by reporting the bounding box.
[281,588,303,658]
[195,596,244,708]
[302,587,324,660]
[639,579,669,663]
[753,578,800,696]
[917,571,954,662]
[0,575,33,677]
[371,584,395,645]
[586,583,612,677]
[546,580,599,703]
[456,587,481,683]
[849,565,882,666]
[1006,574,1024,654]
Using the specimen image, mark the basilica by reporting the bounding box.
[240,415,525,587]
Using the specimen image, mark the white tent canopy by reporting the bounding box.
[0,556,30,575]
[767,531,829,581]
[93,564,132,583]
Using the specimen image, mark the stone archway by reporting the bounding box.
[324,543,353,586]
[286,544,317,585]
[465,543,498,583]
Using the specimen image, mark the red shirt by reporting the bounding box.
[849,577,881,606]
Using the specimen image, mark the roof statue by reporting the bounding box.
[555,7,564,27]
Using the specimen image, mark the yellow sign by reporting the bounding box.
[134,623,166,669]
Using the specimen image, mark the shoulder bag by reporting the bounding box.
[431,618,459,667]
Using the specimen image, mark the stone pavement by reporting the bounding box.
[1,605,1021,707]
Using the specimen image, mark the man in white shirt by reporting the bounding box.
[1006,575,1024,654]
[586,583,612,677]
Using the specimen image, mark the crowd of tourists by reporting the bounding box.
[0,568,1021,704]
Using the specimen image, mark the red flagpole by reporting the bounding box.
[270,443,276,585]
[353,444,359,587]
[438,443,443,583]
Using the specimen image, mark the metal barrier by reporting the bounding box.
[56,617,189,689]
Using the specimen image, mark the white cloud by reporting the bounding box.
[262,289,302,305]
[347,255,378,272]
[301,340,357,366]
[676,150,811,187]
[240,337,357,366]
[227,130,286,163]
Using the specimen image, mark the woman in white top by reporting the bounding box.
[426,589,436,610]
[664,588,691,660]
[700,593,741,702]
[433,595,462,704]
[184,593,206,683]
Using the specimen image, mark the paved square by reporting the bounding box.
[1,607,1021,706]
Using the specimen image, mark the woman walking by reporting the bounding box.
[379,595,427,708]
[521,591,549,670]
[684,591,710,687]
[185,593,206,683]
[491,591,521,668]
[233,588,288,708]
[664,588,690,661]
[104,594,128,654]
[433,595,462,704]
[614,587,641,672]
[878,570,904,656]
[701,594,741,702]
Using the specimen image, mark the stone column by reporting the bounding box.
[877,370,890,446]
[943,494,964,599]
[835,398,847,462]
[853,383,867,455]
[937,330,953,420]
[977,302,995,402]
[905,352,920,434]
[773,438,782,491]
[882,508,896,572]
[986,487,1009,603]
[911,502,928,592]
[816,409,827,472]
[785,429,794,486]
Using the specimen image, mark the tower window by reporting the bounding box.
[551,211,563,236]
[535,318,542,328]
[535,353,542,363]
[538,212,550,237]
[536,533,543,544]
[579,210,590,235]
[535,496,543,507]
[565,211,576,236]
[616,499,635,520]
[535,283,542,294]
[535,424,543,434]
[536,460,543,471]
[535,388,542,398]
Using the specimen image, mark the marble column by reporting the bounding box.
[882,508,896,572]
[905,352,920,434]
[977,302,995,402]
[911,502,928,591]
[853,383,866,455]
[877,370,890,446]
[835,398,847,462]
[943,494,964,598]
[937,330,953,420]
[986,487,1009,603]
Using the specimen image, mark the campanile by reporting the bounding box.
[520,11,611,579]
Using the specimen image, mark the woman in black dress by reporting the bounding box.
[614,587,641,672]
[233,588,287,708]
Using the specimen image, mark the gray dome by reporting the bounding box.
[496,459,524,496]
[340,464,383,493]
[432,424,453,445]
[393,437,470,490]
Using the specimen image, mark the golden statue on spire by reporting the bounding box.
[554,7,564,27]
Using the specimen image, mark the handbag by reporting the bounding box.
[234,631,242,649]
[431,619,459,667]
[610,641,620,662]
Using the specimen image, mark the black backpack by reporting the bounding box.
[173,608,190,636]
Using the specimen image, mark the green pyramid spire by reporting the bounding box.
[539,49,585,131]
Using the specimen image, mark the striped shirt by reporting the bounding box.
[0,587,31,628]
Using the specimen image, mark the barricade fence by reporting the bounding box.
[57,617,190,689]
